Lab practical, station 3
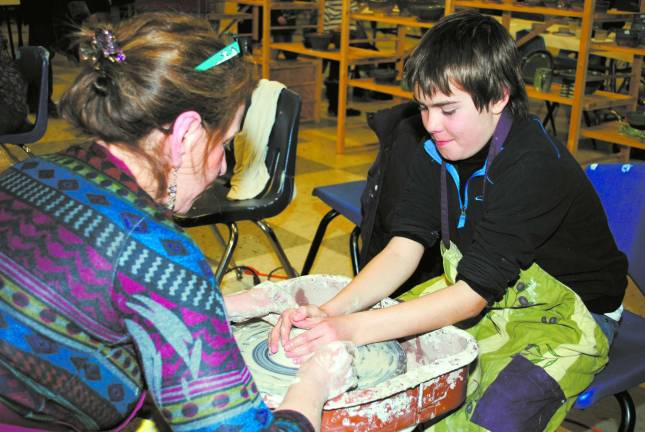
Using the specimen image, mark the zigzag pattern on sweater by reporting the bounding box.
[0,168,222,317]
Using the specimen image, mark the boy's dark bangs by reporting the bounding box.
[411,47,496,113]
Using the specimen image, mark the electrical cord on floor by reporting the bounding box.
[226,265,261,286]
[224,265,289,285]
[267,266,288,281]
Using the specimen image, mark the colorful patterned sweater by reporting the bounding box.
[0,144,313,432]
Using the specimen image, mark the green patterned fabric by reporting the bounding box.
[398,242,609,431]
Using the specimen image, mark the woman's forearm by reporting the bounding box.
[223,290,248,317]
[277,377,326,431]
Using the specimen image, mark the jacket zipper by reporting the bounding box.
[446,163,487,229]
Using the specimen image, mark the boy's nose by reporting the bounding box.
[422,111,440,133]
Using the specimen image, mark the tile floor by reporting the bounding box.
[1,52,643,432]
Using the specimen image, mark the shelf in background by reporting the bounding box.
[349,77,413,98]
[526,84,635,110]
[270,0,320,8]
[233,0,319,8]
[453,1,584,17]
[271,42,400,62]
[582,90,636,110]
[591,42,645,57]
[351,12,438,28]
[580,121,645,150]
[597,8,640,21]
[526,83,576,106]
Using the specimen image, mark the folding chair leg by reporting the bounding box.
[255,219,297,278]
[210,224,239,271]
[1,143,21,163]
[350,226,361,276]
[214,222,239,282]
[615,390,636,432]
[301,209,341,275]
[210,224,228,249]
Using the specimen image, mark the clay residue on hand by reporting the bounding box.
[295,288,308,306]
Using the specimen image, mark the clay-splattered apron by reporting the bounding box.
[399,245,609,431]
[398,112,609,431]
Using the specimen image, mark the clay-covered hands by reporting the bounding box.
[297,341,358,400]
[269,304,326,354]
[269,306,356,363]
[225,281,301,323]
[225,275,345,323]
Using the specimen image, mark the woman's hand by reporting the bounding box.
[225,281,300,323]
[278,341,357,429]
[226,275,348,324]
[268,305,328,354]
[297,341,357,400]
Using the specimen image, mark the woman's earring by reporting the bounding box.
[166,168,178,210]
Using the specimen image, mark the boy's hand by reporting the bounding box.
[268,305,327,354]
[281,315,356,363]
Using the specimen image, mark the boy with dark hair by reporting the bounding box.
[271,10,627,431]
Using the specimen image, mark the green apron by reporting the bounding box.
[398,242,609,431]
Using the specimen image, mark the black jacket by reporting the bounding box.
[391,114,628,313]
[361,103,443,298]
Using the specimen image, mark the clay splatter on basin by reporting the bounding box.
[231,275,478,430]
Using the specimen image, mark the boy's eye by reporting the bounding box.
[417,104,428,112]
[441,108,456,115]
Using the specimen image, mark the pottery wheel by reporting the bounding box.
[233,320,406,399]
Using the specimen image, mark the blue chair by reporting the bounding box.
[301,180,366,276]
[0,46,49,160]
[572,162,645,432]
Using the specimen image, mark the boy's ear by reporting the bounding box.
[490,89,510,115]
[169,111,202,168]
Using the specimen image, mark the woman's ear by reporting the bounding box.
[169,111,203,168]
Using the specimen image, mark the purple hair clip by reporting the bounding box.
[92,28,126,63]
[80,28,126,65]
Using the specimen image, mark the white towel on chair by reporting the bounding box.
[227,79,286,200]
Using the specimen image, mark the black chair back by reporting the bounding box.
[0,46,49,149]
[174,87,302,281]
[252,87,301,219]
[175,87,301,226]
